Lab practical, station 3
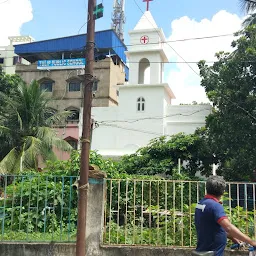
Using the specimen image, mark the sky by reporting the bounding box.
[0,0,247,104]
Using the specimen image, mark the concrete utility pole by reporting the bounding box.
[76,0,96,254]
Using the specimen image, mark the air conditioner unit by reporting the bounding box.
[77,69,85,76]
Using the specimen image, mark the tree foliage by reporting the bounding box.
[240,0,256,13]
[240,1,256,27]
[0,67,22,95]
[118,132,213,178]
[198,26,256,180]
[242,14,256,28]
[0,70,24,159]
[0,80,72,173]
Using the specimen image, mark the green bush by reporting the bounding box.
[104,203,256,246]
[0,173,77,241]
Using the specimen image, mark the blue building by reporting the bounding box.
[15,29,129,81]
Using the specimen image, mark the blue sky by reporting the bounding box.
[20,0,243,42]
[0,0,245,104]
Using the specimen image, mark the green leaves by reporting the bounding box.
[118,132,213,178]
[0,79,72,173]
[0,174,78,241]
[198,26,256,181]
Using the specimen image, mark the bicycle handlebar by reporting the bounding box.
[230,244,240,250]
[230,243,256,251]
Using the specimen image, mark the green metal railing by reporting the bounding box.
[0,175,78,242]
[103,179,256,247]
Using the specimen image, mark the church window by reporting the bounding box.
[137,97,145,112]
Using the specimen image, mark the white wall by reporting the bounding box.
[89,84,167,156]
[82,95,211,158]
[165,105,212,135]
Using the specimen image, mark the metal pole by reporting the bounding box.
[76,0,96,254]
[178,158,181,175]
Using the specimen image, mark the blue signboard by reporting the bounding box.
[37,58,86,70]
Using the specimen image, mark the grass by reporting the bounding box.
[0,230,76,242]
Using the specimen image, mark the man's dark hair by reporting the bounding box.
[206,175,226,197]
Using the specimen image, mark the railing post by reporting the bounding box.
[85,178,105,256]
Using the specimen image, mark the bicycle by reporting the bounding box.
[231,243,256,255]
[191,243,256,256]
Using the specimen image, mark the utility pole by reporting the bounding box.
[76,0,96,254]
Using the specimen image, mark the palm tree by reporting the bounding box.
[0,80,72,173]
[242,13,256,26]
[241,0,256,27]
[241,0,256,12]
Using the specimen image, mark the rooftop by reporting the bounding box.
[14,29,129,80]
[15,29,127,64]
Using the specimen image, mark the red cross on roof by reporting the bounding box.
[140,35,149,44]
[143,0,153,11]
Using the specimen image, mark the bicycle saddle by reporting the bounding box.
[191,251,214,256]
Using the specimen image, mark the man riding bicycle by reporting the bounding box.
[194,175,256,256]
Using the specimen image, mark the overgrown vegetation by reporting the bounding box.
[0,150,254,244]
[103,203,254,246]
[0,174,77,241]
[118,131,213,178]
[0,150,199,242]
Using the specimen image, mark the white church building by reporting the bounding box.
[80,11,211,158]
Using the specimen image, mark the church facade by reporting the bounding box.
[80,11,211,158]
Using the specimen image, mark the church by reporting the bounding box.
[86,10,211,158]
[12,3,211,160]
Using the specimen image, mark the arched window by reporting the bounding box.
[65,137,78,149]
[139,58,150,84]
[68,80,81,92]
[137,97,145,112]
[66,108,80,121]
[40,79,54,92]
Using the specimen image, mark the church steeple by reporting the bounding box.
[125,10,169,85]
[118,4,175,126]
[134,11,158,30]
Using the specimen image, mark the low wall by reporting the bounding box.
[0,243,76,256]
[0,243,249,256]
[101,246,248,256]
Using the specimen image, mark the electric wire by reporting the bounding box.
[99,123,163,136]
[0,33,237,53]
[97,108,211,124]
[0,0,9,4]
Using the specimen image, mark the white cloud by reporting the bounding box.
[165,10,242,105]
[0,0,33,46]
